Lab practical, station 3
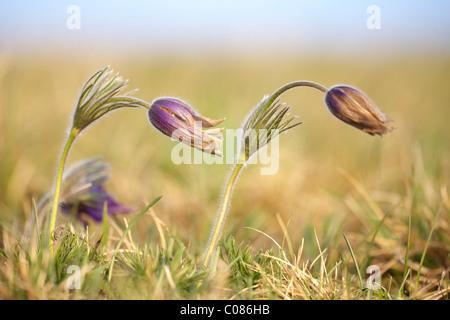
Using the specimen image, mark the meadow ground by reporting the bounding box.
[0,52,448,299]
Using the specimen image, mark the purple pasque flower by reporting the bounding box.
[59,158,131,225]
[325,86,394,136]
[61,184,131,225]
[148,97,225,156]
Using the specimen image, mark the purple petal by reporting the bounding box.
[60,184,131,224]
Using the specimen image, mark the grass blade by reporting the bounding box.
[343,234,364,288]
[413,207,441,298]
[399,213,412,298]
[107,195,162,281]
[101,201,109,250]
[32,198,41,250]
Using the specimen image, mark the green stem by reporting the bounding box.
[109,96,152,109]
[48,127,79,249]
[200,81,328,270]
[202,163,244,270]
[265,81,328,112]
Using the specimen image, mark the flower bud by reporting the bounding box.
[148,97,225,156]
[325,86,394,136]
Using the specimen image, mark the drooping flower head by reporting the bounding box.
[148,97,225,156]
[325,86,394,136]
[59,158,131,225]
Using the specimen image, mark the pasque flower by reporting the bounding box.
[61,184,131,225]
[34,158,131,233]
[56,158,131,225]
[148,97,225,156]
[325,86,394,136]
[47,66,150,248]
[201,80,394,271]
[59,158,131,225]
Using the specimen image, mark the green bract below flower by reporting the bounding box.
[72,66,150,132]
[239,96,302,163]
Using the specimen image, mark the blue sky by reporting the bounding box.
[1,0,449,56]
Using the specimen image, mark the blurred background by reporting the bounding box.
[0,1,449,255]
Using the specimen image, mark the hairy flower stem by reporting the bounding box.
[202,163,244,270]
[48,127,80,249]
[45,67,154,250]
[111,96,151,110]
[201,81,328,270]
[265,80,328,109]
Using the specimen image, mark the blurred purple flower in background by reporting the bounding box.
[61,184,131,225]
[59,158,131,225]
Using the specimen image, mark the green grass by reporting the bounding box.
[0,52,449,299]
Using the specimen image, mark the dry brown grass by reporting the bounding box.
[0,51,449,299]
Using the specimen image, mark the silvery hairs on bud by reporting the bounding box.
[325,85,394,136]
[148,97,225,156]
